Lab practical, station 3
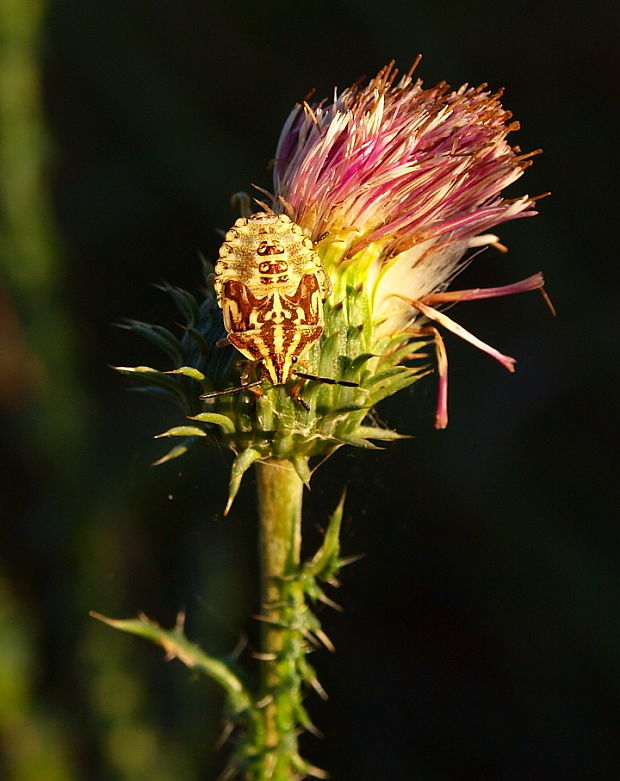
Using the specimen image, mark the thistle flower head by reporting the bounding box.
[273,59,543,333]
[117,61,548,510]
[276,61,535,242]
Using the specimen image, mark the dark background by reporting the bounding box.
[1,0,618,779]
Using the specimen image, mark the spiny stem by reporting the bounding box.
[254,459,305,780]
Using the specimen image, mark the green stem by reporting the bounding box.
[254,459,305,780]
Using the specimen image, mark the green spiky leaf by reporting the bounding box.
[189,412,236,434]
[379,339,431,368]
[305,491,345,582]
[353,426,410,441]
[113,364,162,375]
[154,426,207,439]
[163,366,206,381]
[292,455,311,488]
[151,443,191,466]
[320,403,368,426]
[118,320,184,364]
[155,282,200,327]
[113,365,188,401]
[347,352,378,374]
[226,448,262,515]
[337,435,382,450]
[367,367,430,406]
[363,366,411,388]
[183,326,211,358]
[90,612,251,713]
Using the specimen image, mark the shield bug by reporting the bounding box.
[203,212,355,403]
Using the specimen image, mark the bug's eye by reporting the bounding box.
[291,356,298,364]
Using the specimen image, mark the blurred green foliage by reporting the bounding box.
[0,0,618,779]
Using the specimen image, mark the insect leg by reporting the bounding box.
[199,378,264,400]
[289,379,311,412]
[241,360,264,397]
[293,371,358,388]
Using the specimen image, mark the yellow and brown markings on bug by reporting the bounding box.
[213,212,332,386]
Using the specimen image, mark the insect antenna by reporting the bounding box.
[200,379,264,400]
[293,371,358,388]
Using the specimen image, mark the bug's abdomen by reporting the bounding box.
[214,212,331,385]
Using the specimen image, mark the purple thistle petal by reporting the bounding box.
[419,273,545,304]
[273,64,537,255]
[431,327,449,430]
[403,297,517,373]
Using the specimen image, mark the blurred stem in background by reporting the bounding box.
[0,0,85,466]
[0,1,78,778]
[1,3,181,779]
[1,3,218,779]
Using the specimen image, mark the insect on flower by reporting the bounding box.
[118,60,551,508]
[201,211,356,407]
